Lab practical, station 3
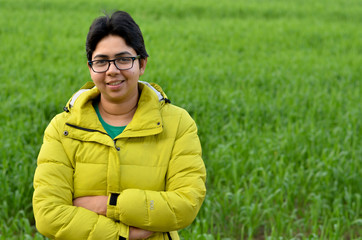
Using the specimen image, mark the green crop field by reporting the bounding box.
[0,0,361,239]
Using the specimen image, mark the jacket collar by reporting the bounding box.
[64,81,169,139]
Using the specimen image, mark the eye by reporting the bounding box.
[116,57,132,64]
[93,60,108,66]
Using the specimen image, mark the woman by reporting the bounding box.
[33,11,206,240]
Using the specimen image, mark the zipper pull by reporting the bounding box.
[114,139,120,151]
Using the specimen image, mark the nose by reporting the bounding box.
[107,61,120,74]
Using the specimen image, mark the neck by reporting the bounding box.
[98,92,139,126]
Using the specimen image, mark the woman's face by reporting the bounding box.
[88,34,147,104]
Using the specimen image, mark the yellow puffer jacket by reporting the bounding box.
[33,81,206,240]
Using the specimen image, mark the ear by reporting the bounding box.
[87,61,92,72]
[139,58,147,76]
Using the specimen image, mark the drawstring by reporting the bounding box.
[113,139,120,151]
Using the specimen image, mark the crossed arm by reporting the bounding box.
[73,196,153,240]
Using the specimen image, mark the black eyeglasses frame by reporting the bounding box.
[88,55,141,73]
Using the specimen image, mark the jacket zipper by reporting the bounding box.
[65,123,120,151]
[166,232,172,240]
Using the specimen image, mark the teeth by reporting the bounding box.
[108,81,123,86]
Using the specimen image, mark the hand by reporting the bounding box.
[129,227,153,240]
[73,195,108,216]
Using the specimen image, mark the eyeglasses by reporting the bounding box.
[88,55,141,73]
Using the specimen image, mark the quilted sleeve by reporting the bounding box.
[33,115,129,239]
[107,109,206,232]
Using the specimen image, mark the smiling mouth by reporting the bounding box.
[107,80,125,86]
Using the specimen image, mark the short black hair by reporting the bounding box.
[86,11,149,61]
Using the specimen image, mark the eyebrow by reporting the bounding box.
[93,51,133,59]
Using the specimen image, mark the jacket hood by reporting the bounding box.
[64,81,170,111]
